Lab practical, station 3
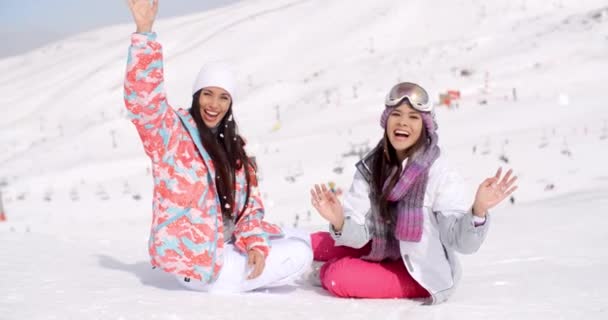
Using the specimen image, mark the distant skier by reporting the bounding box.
[309,82,518,304]
[124,0,311,293]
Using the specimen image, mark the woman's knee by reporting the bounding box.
[319,257,360,297]
[310,231,335,261]
[271,237,312,277]
[289,238,313,270]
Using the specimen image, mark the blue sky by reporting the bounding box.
[0,0,239,58]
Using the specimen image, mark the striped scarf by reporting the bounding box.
[362,109,440,261]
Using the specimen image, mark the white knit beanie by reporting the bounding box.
[192,61,237,100]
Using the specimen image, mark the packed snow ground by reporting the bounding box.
[1,0,608,319]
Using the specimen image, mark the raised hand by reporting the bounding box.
[310,184,344,231]
[472,167,518,217]
[127,0,159,33]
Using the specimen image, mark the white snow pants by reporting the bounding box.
[176,228,312,293]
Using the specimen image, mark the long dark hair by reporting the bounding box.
[370,113,429,226]
[189,90,253,223]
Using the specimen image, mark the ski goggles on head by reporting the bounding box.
[384,82,432,112]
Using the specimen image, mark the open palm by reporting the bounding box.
[127,0,159,33]
[474,167,518,216]
[310,184,344,227]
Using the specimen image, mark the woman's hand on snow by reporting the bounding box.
[127,0,159,33]
[473,167,518,217]
[246,249,266,280]
[310,184,345,231]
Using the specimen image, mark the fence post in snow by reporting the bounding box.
[110,130,117,149]
[248,75,254,89]
[0,189,6,222]
[484,71,490,94]
[271,105,282,132]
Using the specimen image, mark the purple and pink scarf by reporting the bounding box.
[362,108,440,261]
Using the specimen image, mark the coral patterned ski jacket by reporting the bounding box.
[124,32,282,283]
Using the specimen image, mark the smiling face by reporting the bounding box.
[198,86,232,128]
[386,102,424,161]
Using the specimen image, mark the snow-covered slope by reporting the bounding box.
[1,0,607,319]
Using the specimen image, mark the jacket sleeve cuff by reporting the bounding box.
[467,210,491,232]
[329,224,342,239]
[472,214,487,227]
[248,245,270,258]
[131,32,157,47]
[330,217,350,240]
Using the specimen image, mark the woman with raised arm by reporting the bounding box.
[124,0,312,293]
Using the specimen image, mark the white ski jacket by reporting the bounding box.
[331,156,490,304]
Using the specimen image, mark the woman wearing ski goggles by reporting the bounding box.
[309,82,518,305]
[384,82,433,112]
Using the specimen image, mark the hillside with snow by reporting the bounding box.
[1,0,607,319]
